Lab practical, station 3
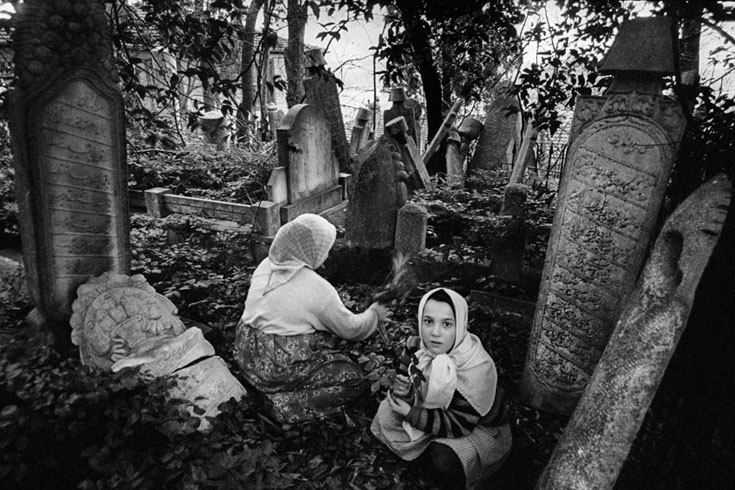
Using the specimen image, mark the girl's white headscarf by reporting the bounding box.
[414,287,497,415]
[263,214,337,294]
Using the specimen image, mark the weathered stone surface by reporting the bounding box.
[349,107,372,159]
[599,17,676,76]
[277,104,338,204]
[385,116,431,191]
[491,184,528,286]
[384,87,420,147]
[9,1,129,329]
[198,110,230,149]
[70,272,186,370]
[394,202,428,256]
[111,326,215,377]
[445,128,464,187]
[468,85,521,172]
[346,136,408,249]
[536,174,731,490]
[169,356,248,431]
[522,38,687,412]
[303,49,350,173]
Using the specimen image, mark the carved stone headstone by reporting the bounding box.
[346,136,408,249]
[198,110,230,149]
[445,128,464,188]
[70,272,186,370]
[384,87,420,147]
[73,272,247,431]
[303,48,351,173]
[385,116,431,191]
[468,83,521,172]
[521,17,687,413]
[537,174,731,490]
[8,0,130,332]
[276,104,345,224]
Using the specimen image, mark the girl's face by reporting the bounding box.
[420,299,456,355]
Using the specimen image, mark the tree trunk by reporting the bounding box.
[284,0,307,108]
[395,0,443,139]
[237,0,265,140]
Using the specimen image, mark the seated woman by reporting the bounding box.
[233,213,390,423]
[371,288,511,489]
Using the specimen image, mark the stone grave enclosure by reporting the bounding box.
[139,104,350,247]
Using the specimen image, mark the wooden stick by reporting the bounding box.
[422,99,463,166]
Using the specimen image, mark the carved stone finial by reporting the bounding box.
[12,0,118,88]
[70,272,186,370]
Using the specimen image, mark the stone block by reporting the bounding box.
[145,187,171,218]
[279,184,344,224]
[394,203,428,255]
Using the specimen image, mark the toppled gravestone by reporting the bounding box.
[71,272,246,430]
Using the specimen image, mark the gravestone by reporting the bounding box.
[521,17,688,413]
[469,83,521,172]
[198,110,230,149]
[445,128,464,187]
[349,106,372,159]
[491,184,528,285]
[275,104,344,224]
[384,87,420,147]
[537,174,731,490]
[70,272,186,370]
[385,116,431,191]
[394,202,428,256]
[346,136,409,248]
[8,0,130,334]
[303,48,351,173]
[72,272,247,432]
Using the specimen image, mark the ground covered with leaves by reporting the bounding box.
[3,144,733,489]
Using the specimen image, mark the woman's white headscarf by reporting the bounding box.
[263,214,337,294]
[414,287,497,415]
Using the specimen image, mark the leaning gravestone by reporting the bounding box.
[536,173,731,490]
[8,0,130,334]
[384,87,420,147]
[72,272,247,431]
[468,82,521,172]
[521,17,688,413]
[303,48,351,173]
[349,106,372,159]
[346,136,409,249]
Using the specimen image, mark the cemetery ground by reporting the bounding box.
[1,139,733,490]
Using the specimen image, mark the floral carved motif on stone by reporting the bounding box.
[70,272,186,370]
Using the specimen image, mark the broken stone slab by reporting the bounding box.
[111,326,215,377]
[168,356,248,431]
[536,173,731,490]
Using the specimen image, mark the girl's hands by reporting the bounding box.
[387,391,411,417]
[391,374,411,398]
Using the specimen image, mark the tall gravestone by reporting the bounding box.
[303,48,351,173]
[468,82,521,172]
[275,104,344,223]
[349,106,372,159]
[384,87,421,147]
[8,0,130,334]
[346,136,408,249]
[521,17,687,413]
[536,174,731,489]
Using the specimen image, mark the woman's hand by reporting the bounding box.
[370,302,392,322]
[387,391,411,417]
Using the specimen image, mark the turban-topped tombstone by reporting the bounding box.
[521,17,688,413]
[8,0,130,338]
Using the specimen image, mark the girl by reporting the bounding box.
[233,213,390,423]
[371,288,511,489]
